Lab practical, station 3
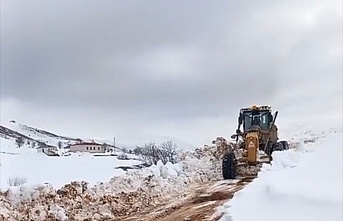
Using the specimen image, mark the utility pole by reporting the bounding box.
[113,137,116,148]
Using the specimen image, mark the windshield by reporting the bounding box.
[243,111,270,131]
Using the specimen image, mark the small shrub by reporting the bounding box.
[15,137,24,148]
[7,176,27,186]
[117,153,129,160]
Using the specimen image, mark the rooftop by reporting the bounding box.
[70,142,102,146]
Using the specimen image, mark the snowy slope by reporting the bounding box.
[0,121,131,152]
[219,130,342,221]
[1,121,78,147]
[0,137,37,155]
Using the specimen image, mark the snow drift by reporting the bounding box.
[220,129,342,221]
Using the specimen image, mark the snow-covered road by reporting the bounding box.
[220,131,342,221]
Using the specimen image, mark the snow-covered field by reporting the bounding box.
[219,129,343,221]
[0,138,141,189]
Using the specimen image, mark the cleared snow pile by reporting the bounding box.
[0,184,68,221]
[183,137,263,178]
[0,138,230,220]
[219,130,343,221]
[0,162,186,220]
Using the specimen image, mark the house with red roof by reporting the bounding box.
[69,141,106,153]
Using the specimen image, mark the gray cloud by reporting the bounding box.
[1,0,342,147]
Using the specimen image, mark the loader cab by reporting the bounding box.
[239,107,273,132]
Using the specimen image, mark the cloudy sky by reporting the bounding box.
[1,0,342,148]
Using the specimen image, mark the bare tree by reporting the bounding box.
[160,141,181,164]
[136,141,181,165]
[15,137,24,148]
[7,176,27,186]
[133,146,143,155]
[136,142,159,165]
[58,141,62,149]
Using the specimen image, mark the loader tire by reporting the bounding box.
[280,141,289,150]
[273,142,284,152]
[222,152,236,179]
[274,141,289,152]
[265,142,273,156]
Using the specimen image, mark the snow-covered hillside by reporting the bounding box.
[1,121,78,147]
[219,129,343,221]
[0,121,127,151]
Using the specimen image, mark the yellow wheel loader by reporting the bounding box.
[222,105,289,179]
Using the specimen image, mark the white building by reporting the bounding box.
[69,142,105,153]
[37,145,58,156]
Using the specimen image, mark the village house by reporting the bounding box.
[69,142,106,153]
[37,145,58,156]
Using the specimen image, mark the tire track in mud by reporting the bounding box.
[122,177,254,221]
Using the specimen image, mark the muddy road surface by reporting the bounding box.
[121,177,254,221]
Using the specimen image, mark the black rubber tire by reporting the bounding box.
[265,142,274,156]
[222,152,236,179]
[280,141,289,150]
[273,142,284,151]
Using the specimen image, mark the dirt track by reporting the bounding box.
[121,177,254,221]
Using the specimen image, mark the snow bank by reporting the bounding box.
[0,159,194,220]
[0,138,228,220]
[220,131,343,221]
